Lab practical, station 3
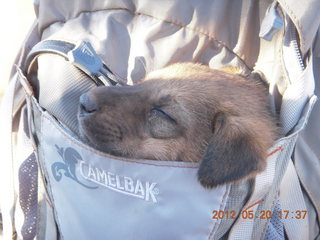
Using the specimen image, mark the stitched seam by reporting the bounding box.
[208,185,231,240]
[42,111,283,170]
[39,116,65,240]
[42,114,198,169]
[260,197,278,240]
[42,113,283,168]
[132,11,251,70]
[258,144,286,237]
[295,164,319,216]
[267,146,283,157]
[278,0,305,50]
[40,7,252,71]
[243,199,265,212]
[259,140,296,238]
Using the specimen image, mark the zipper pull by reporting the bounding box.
[259,2,283,41]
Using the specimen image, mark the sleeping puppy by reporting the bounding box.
[78,63,278,188]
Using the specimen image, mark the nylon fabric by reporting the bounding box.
[18,153,38,239]
[36,0,274,83]
[280,160,309,240]
[254,138,297,240]
[37,54,97,135]
[0,75,19,239]
[1,0,319,239]
[32,98,60,240]
[34,105,230,240]
[213,181,252,239]
[36,0,266,69]
[229,141,282,239]
[277,0,320,56]
[264,201,285,240]
[230,95,317,239]
[280,21,315,135]
[25,40,75,73]
[294,55,320,227]
[14,106,38,240]
[252,98,317,239]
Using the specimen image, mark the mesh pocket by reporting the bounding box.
[19,153,38,239]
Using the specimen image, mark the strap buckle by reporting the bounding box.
[67,41,119,86]
[25,40,121,86]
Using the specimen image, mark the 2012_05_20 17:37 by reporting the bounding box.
[212,209,307,220]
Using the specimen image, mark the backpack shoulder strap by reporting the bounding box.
[25,40,120,86]
[0,74,23,239]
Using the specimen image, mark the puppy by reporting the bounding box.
[78,63,278,188]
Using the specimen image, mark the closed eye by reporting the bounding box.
[148,106,182,139]
[150,107,177,124]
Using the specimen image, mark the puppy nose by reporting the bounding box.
[79,93,97,114]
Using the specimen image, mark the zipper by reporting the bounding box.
[282,18,306,84]
[289,22,305,72]
[259,2,305,83]
[280,17,313,134]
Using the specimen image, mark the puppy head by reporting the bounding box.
[78,63,277,188]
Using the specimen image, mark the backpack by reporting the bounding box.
[1,0,319,239]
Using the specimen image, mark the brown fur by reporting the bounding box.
[78,63,278,188]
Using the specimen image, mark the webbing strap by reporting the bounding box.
[25,40,120,86]
[279,159,309,240]
[25,40,75,67]
[0,76,18,239]
[228,145,279,239]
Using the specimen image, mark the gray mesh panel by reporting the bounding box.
[19,153,38,240]
[264,201,285,240]
[213,180,253,239]
[253,136,298,239]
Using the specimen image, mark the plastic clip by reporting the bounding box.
[68,41,103,78]
[259,2,283,41]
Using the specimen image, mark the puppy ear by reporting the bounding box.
[198,112,266,188]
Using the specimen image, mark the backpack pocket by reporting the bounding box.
[228,94,317,240]
[31,97,230,240]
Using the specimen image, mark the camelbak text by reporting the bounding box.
[80,162,159,203]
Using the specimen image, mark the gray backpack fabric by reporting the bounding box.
[1,0,320,239]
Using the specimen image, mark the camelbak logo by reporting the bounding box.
[52,145,159,203]
[80,162,159,203]
[52,145,98,189]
